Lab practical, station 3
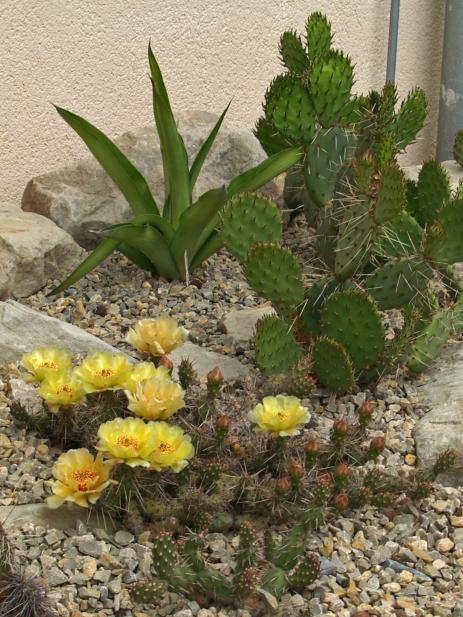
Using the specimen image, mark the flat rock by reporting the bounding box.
[0,204,85,299]
[0,300,130,366]
[415,343,463,487]
[404,160,463,191]
[0,503,116,531]
[22,110,280,248]
[169,341,251,382]
[221,304,275,343]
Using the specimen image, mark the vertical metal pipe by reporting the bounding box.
[437,0,463,161]
[386,0,400,82]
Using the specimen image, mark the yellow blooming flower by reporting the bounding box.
[74,352,132,393]
[39,370,86,413]
[148,421,195,472]
[125,377,185,420]
[22,347,73,382]
[96,417,157,467]
[46,448,115,509]
[127,317,188,356]
[248,395,310,436]
[122,362,171,394]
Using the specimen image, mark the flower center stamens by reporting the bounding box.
[116,435,140,449]
[95,368,115,378]
[277,411,289,421]
[158,441,174,454]
[71,469,97,491]
[56,385,74,395]
[40,361,58,369]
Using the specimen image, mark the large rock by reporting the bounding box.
[403,159,463,191]
[221,305,275,344]
[0,503,117,531]
[0,204,85,299]
[22,111,280,248]
[415,342,463,487]
[0,300,128,365]
[169,341,251,382]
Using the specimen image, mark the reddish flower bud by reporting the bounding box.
[318,472,333,488]
[304,439,321,454]
[334,463,350,479]
[331,420,352,443]
[216,414,231,430]
[158,355,174,373]
[207,367,223,385]
[358,401,375,425]
[275,477,290,497]
[333,492,349,511]
[288,462,304,487]
[367,436,386,459]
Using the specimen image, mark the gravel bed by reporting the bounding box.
[1,215,463,615]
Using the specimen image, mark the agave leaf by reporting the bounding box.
[49,238,120,295]
[55,107,160,217]
[118,243,156,272]
[228,146,303,196]
[148,45,191,226]
[189,230,224,272]
[189,102,231,190]
[170,187,227,272]
[103,223,179,280]
[103,213,175,242]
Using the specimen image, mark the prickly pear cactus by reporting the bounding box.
[453,129,463,167]
[311,336,355,393]
[407,309,453,373]
[254,315,302,375]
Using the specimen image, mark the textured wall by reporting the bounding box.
[1,0,445,206]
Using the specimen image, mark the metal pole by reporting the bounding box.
[386,0,400,82]
[437,0,463,161]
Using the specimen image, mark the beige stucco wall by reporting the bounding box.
[1,0,445,206]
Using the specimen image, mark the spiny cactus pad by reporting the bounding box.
[245,243,304,307]
[365,258,433,311]
[312,336,355,393]
[374,211,423,259]
[424,199,463,264]
[130,578,168,603]
[264,74,316,143]
[299,277,346,335]
[254,315,302,375]
[288,553,321,590]
[415,160,451,227]
[454,129,463,167]
[306,12,332,62]
[254,116,290,156]
[309,51,354,127]
[320,289,385,370]
[221,193,282,262]
[394,88,427,152]
[304,127,358,209]
[374,162,406,224]
[279,30,310,75]
[407,309,453,373]
[334,200,376,280]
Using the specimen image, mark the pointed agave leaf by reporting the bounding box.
[103,212,175,242]
[189,103,230,190]
[148,45,191,226]
[104,223,180,280]
[118,243,156,272]
[228,147,303,196]
[49,238,120,295]
[55,107,160,217]
[170,187,227,271]
[189,230,224,272]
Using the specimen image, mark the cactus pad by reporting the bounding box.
[304,127,358,209]
[424,199,463,264]
[311,336,355,393]
[279,30,310,74]
[394,88,427,151]
[254,116,289,156]
[254,315,302,375]
[130,578,168,603]
[374,162,406,224]
[221,193,282,262]
[365,258,433,310]
[264,74,316,143]
[299,276,345,335]
[454,129,463,167]
[414,160,450,226]
[309,51,354,127]
[245,243,304,307]
[407,309,452,373]
[320,289,385,370]
[288,553,320,590]
[306,12,332,62]
[374,211,423,259]
[334,200,376,280]
[152,532,177,579]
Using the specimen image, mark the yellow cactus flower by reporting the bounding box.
[74,352,132,393]
[127,316,188,356]
[46,448,115,509]
[122,362,171,394]
[39,370,86,412]
[148,421,195,472]
[22,347,73,382]
[125,377,185,421]
[96,417,157,467]
[248,395,310,436]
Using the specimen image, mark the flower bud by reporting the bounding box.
[333,492,349,511]
[334,463,350,479]
[275,477,290,497]
[158,355,174,374]
[288,462,304,488]
[367,436,386,459]
[358,400,375,425]
[207,367,223,399]
[304,439,321,466]
[216,414,231,430]
[331,420,352,443]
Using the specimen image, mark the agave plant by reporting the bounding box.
[51,46,301,294]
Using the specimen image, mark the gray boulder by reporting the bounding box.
[415,343,463,487]
[0,204,85,299]
[22,111,280,248]
[0,300,128,365]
